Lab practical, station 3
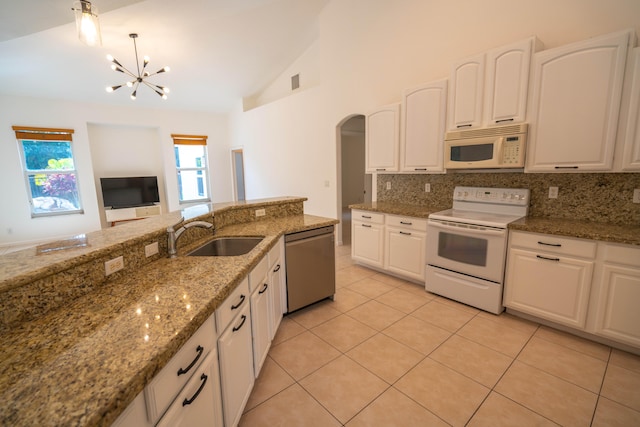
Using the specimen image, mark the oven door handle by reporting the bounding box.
[427,221,506,237]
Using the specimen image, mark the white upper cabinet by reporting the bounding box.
[447,53,485,130]
[366,103,400,172]
[400,79,448,172]
[526,30,634,172]
[617,47,640,171]
[448,37,540,131]
[484,37,542,126]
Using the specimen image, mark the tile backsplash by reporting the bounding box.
[376,172,640,226]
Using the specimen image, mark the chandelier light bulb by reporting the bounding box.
[126,81,133,88]
[162,94,168,100]
[106,54,113,61]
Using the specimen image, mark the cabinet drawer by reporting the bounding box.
[509,231,597,259]
[145,314,216,425]
[352,210,385,224]
[268,238,282,267]
[248,256,269,292]
[602,243,640,266]
[386,214,427,231]
[216,277,250,334]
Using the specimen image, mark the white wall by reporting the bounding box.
[0,95,231,246]
[229,0,640,219]
[88,124,167,229]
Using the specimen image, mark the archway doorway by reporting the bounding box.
[336,115,371,245]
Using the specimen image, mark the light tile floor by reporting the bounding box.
[240,245,640,426]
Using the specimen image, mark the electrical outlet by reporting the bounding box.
[634,189,640,204]
[145,242,159,257]
[255,208,266,217]
[105,256,124,276]
[425,183,431,193]
[386,182,391,190]
[548,186,559,199]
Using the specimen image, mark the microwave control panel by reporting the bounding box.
[501,136,524,166]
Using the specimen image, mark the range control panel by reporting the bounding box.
[453,186,530,206]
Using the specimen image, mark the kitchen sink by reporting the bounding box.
[187,236,264,257]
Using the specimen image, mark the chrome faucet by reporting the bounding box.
[167,219,214,258]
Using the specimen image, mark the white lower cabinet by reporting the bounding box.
[589,243,640,348]
[384,215,427,281]
[268,237,285,336]
[506,231,640,352]
[504,247,594,329]
[351,210,385,268]
[351,209,427,283]
[249,256,272,377]
[156,350,224,427]
[111,391,152,427]
[218,301,254,427]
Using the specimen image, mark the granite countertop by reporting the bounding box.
[348,201,446,219]
[509,216,640,246]
[0,214,338,427]
[349,203,640,246]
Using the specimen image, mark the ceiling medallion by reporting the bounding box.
[106,33,170,100]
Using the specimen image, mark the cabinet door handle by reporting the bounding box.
[457,124,473,128]
[182,373,208,406]
[259,283,269,294]
[273,264,281,273]
[554,166,579,169]
[414,168,427,171]
[362,215,372,219]
[538,241,561,247]
[362,224,372,228]
[231,294,246,310]
[177,345,204,376]
[399,231,412,236]
[495,118,514,123]
[376,168,386,171]
[233,314,247,332]
[400,221,412,225]
[536,255,560,262]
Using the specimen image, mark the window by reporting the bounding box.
[13,126,83,217]
[171,134,210,203]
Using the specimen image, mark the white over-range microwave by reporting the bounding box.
[444,123,528,169]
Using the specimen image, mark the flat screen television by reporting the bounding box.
[100,176,160,209]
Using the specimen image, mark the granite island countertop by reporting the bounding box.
[0,214,338,427]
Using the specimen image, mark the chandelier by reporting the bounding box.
[106,33,170,100]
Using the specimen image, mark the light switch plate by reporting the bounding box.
[425,183,431,192]
[255,208,266,217]
[634,189,640,204]
[386,182,391,190]
[548,187,559,199]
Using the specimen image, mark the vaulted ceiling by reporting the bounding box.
[0,0,328,112]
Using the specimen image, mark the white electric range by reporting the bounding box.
[425,186,530,314]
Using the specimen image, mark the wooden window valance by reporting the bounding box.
[171,134,208,146]
[12,126,74,141]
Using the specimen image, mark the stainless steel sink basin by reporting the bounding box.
[187,237,263,257]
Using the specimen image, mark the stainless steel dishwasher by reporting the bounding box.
[284,225,336,313]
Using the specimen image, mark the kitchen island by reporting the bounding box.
[0,197,337,427]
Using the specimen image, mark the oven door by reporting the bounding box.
[426,219,508,283]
